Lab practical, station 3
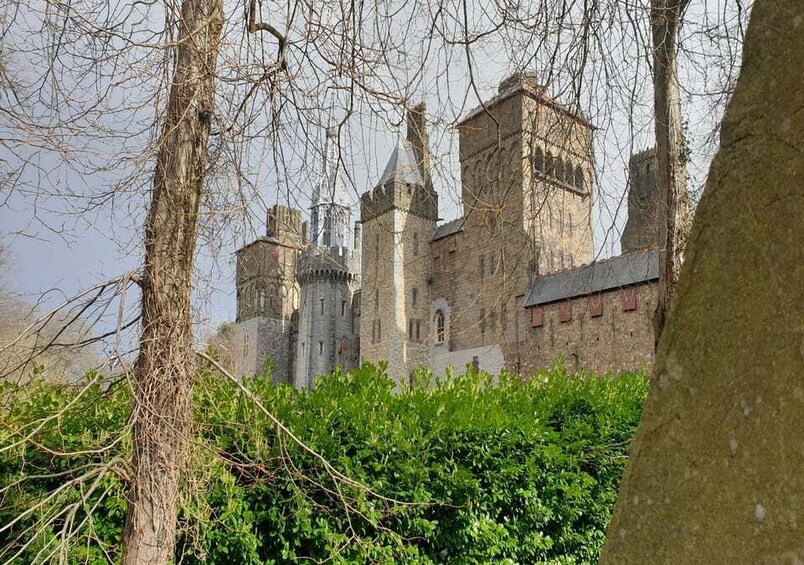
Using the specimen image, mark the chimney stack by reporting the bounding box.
[406,102,433,191]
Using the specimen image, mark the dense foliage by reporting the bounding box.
[0,363,647,563]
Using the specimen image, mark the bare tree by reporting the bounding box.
[122,0,224,561]
[651,0,693,345]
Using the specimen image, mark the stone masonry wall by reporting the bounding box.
[511,281,657,376]
[232,316,294,382]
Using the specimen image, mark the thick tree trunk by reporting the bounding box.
[122,0,222,562]
[651,0,691,347]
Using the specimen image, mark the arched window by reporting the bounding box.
[545,151,555,177]
[533,146,544,174]
[555,157,564,182]
[575,167,585,191]
[257,288,266,313]
[565,162,574,185]
[434,310,446,344]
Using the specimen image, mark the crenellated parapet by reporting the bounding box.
[297,246,361,284]
[360,180,438,222]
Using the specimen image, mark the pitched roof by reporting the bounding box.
[375,138,425,187]
[523,249,659,307]
[432,217,464,241]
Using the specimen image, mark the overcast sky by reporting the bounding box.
[0,0,748,350]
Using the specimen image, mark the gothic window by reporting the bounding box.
[555,157,564,182]
[533,146,544,174]
[575,167,585,191]
[258,289,266,313]
[545,151,555,177]
[565,162,574,185]
[434,310,445,343]
[323,217,332,246]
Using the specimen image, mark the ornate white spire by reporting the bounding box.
[310,98,352,248]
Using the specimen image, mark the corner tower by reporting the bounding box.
[233,204,304,380]
[360,105,438,385]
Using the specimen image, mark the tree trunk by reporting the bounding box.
[651,0,691,347]
[122,0,223,562]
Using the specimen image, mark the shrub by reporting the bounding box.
[0,363,647,563]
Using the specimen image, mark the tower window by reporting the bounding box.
[533,146,544,174]
[479,255,485,279]
[341,300,346,316]
[374,289,379,311]
[480,308,486,337]
[319,341,324,355]
[434,310,445,343]
[412,288,418,308]
[575,168,585,191]
[320,299,325,315]
[413,233,419,256]
[258,289,266,313]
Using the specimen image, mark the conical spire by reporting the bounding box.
[375,138,425,188]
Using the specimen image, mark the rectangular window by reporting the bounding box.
[415,320,421,341]
[589,294,603,317]
[412,288,418,308]
[558,301,573,323]
[372,321,376,343]
[413,233,419,256]
[319,341,324,355]
[341,300,346,316]
[480,308,486,336]
[530,307,544,328]
[320,299,325,315]
[622,287,637,312]
[374,289,379,311]
[479,255,485,279]
[377,320,381,342]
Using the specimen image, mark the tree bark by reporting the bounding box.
[651,0,691,347]
[122,0,222,562]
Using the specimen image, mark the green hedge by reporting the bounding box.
[0,363,647,564]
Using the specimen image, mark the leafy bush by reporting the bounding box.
[0,363,647,563]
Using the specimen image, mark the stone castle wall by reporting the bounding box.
[511,281,657,376]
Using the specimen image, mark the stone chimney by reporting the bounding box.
[406,102,433,192]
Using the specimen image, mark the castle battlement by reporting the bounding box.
[360,180,438,222]
[297,245,361,282]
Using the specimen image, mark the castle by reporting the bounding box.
[232,72,661,386]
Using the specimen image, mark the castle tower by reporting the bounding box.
[295,123,361,388]
[360,106,438,385]
[621,147,660,254]
[233,204,304,380]
[427,72,596,371]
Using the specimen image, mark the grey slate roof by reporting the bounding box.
[432,217,464,241]
[523,249,659,307]
[376,138,425,187]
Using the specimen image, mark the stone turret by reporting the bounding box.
[295,116,361,388]
[621,147,660,254]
